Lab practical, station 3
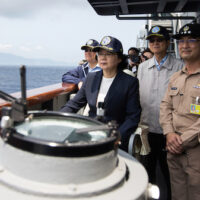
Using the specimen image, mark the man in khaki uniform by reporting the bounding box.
[160,23,200,200]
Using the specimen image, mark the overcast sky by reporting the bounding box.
[0,0,146,66]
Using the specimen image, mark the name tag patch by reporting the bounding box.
[190,104,200,115]
[171,87,177,90]
[193,85,200,89]
[193,83,200,89]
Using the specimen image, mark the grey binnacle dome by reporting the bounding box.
[15,116,108,144]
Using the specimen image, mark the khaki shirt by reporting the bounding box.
[137,54,183,133]
[160,66,200,143]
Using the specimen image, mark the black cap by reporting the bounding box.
[81,39,99,50]
[93,36,123,53]
[146,25,170,40]
[172,23,200,39]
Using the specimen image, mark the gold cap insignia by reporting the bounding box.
[101,36,111,46]
[183,26,189,32]
[86,39,93,45]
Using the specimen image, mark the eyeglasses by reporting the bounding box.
[177,39,200,45]
[149,38,165,43]
[98,52,116,57]
[85,49,94,52]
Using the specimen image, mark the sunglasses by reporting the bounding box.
[85,49,94,52]
[149,38,165,43]
[97,52,116,57]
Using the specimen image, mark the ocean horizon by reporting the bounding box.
[0,65,74,94]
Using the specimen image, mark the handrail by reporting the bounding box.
[0,83,77,112]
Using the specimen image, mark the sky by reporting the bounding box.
[0,0,146,66]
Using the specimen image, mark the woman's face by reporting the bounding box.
[141,51,154,62]
[143,51,153,59]
[98,49,121,71]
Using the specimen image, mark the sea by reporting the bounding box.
[0,65,74,94]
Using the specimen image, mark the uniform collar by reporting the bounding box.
[83,62,100,71]
[181,65,200,74]
[82,62,89,69]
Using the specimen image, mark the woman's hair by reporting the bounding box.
[141,48,153,56]
[117,53,128,70]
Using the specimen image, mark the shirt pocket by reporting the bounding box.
[190,91,200,105]
[169,88,180,109]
